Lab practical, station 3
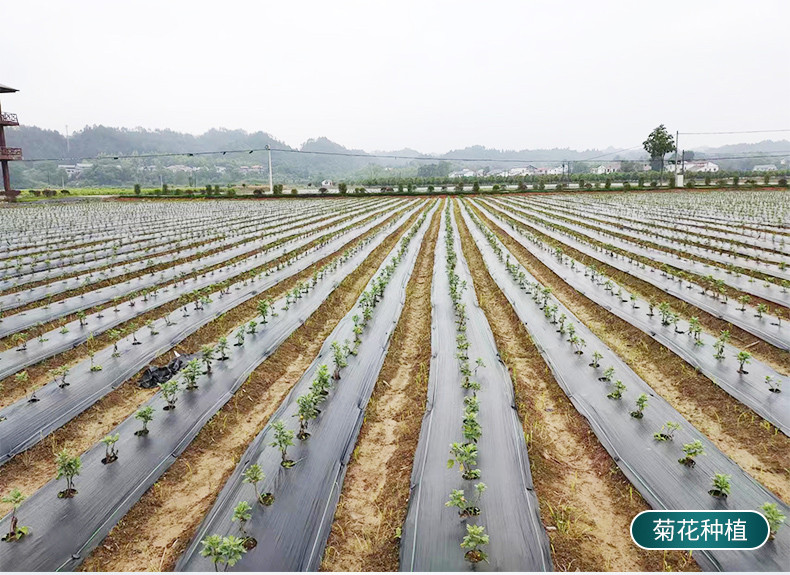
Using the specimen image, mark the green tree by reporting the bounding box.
[643,124,676,184]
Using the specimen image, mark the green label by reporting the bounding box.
[631,510,770,550]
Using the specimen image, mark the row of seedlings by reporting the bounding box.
[194,206,432,569]
[442,204,489,564]
[472,200,788,432]
[462,202,788,544]
[0,206,401,566]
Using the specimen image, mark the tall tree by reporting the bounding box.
[643,125,676,184]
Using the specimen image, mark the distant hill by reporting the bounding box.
[6,125,789,188]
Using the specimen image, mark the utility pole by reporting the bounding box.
[266,145,273,193]
[66,124,69,154]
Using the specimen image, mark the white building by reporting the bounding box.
[753,164,777,172]
[321,179,334,187]
[686,161,719,173]
[57,163,94,177]
[592,163,620,175]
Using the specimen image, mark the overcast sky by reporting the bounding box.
[3,0,789,153]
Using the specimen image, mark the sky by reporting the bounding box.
[3,0,790,154]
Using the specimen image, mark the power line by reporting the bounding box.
[16,145,790,166]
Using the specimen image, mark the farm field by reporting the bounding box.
[0,192,787,572]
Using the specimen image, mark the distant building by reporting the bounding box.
[686,161,719,173]
[321,179,334,187]
[166,164,197,173]
[57,163,93,177]
[753,164,777,172]
[592,162,621,175]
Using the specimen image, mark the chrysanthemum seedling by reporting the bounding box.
[216,336,230,361]
[55,450,81,498]
[295,392,320,440]
[607,380,626,400]
[1,489,29,542]
[242,464,273,506]
[760,502,786,539]
[448,442,481,480]
[736,351,752,374]
[653,421,681,442]
[679,439,705,467]
[600,366,615,382]
[257,298,272,324]
[246,320,258,335]
[182,358,202,390]
[462,411,482,444]
[270,420,295,468]
[461,524,489,563]
[589,351,603,368]
[160,379,181,410]
[331,341,348,380]
[101,433,119,464]
[765,375,782,393]
[738,294,751,311]
[709,473,731,498]
[234,328,245,347]
[134,405,154,436]
[232,501,253,535]
[630,393,648,418]
[200,534,247,571]
[445,482,487,518]
[756,303,768,319]
[713,330,730,359]
[201,344,216,374]
[474,358,485,376]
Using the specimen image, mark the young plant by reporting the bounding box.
[182,358,202,390]
[160,378,181,410]
[474,357,485,376]
[600,366,615,382]
[765,375,782,393]
[760,502,786,539]
[242,464,273,506]
[295,392,320,440]
[331,341,348,380]
[270,420,295,468]
[1,489,28,542]
[630,393,648,418]
[216,336,229,361]
[445,482,486,518]
[653,421,681,442]
[201,344,216,374]
[607,380,626,400]
[736,351,752,374]
[134,405,154,436]
[234,328,245,347]
[200,534,247,572]
[232,501,253,535]
[461,523,489,563]
[101,433,119,464]
[257,298,271,324]
[55,450,81,498]
[109,329,122,357]
[709,473,731,498]
[589,351,603,368]
[448,442,481,480]
[247,320,258,335]
[679,439,705,467]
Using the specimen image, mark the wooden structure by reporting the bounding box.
[0,83,22,201]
